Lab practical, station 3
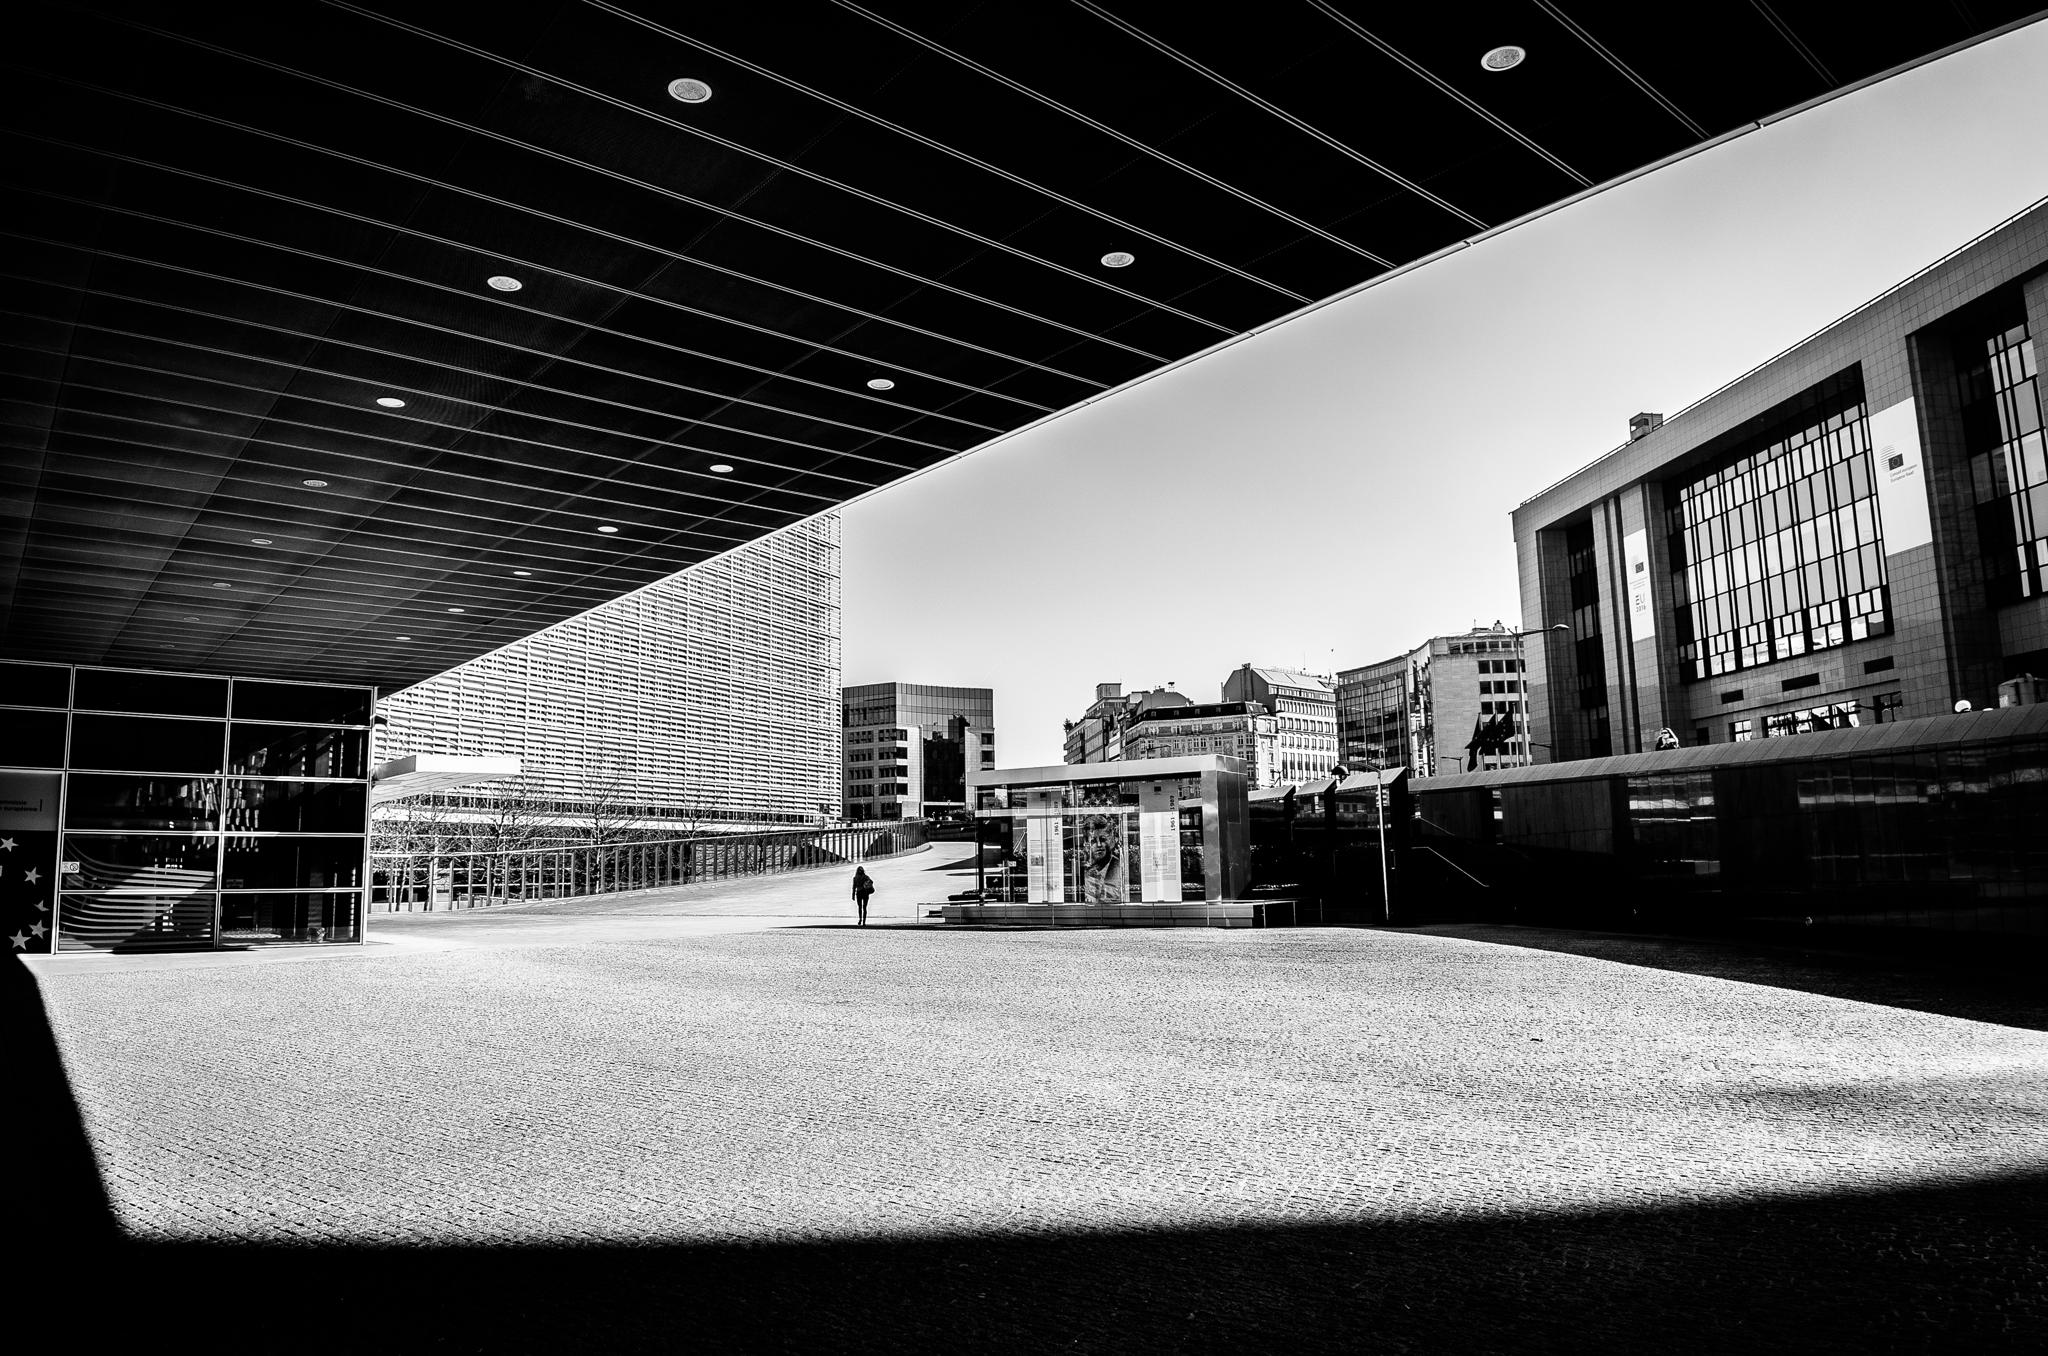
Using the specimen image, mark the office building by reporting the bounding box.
[378,519,842,828]
[843,681,995,821]
[1339,626,1540,779]
[1221,665,1338,786]
[1123,700,1280,788]
[1061,683,1191,765]
[1513,201,2048,760]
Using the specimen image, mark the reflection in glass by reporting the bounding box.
[74,668,228,717]
[66,773,221,831]
[1,709,66,768]
[227,724,368,779]
[0,661,71,708]
[220,891,359,945]
[232,681,372,726]
[221,836,365,890]
[69,714,225,774]
[57,893,216,951]
[223,780,368,833]
[62,834,217,892]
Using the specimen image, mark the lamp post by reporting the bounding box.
[1364,755,1391,924]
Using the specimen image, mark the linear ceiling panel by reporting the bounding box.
[4,0,2040,689]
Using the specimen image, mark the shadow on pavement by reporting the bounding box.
[13,958,2045,1352]
[93,1174,2048,1352]
[1409,923,2048,1032]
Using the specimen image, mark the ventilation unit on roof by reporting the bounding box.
[1629,412,1664,441]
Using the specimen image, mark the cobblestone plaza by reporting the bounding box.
[20,845,2048,1350]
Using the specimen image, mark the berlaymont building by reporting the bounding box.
[1514,197,2048,761]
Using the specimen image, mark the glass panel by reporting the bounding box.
[58,892,215,951]
[231,680,373,726]
[65,774,221,831]
[0,709,67,768]
[227,724,369,779]
[73,668,227,717]
[69,715,225,774]
[0,661,71,709]
[220,891,359,945]
[221,836,365,890]
[224,780,368,833]
[62,834,218,892]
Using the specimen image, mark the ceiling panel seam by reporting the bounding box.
[827,0,1393,267]
[326,0,1248,335]
[78,11,1184,365]
[5,70,1096,400]
[4,351,851,504]
[1,208,975,456]
[583,0,1316,304]
[1530,0,1709,139]
[1065,0,1487,231]
[0,236,937,471]
[7,393,832,531]
[1298,0,1591,188]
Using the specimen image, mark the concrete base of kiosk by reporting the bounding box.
[941,901,1261,927]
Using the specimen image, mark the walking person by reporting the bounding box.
[851,865,875,927]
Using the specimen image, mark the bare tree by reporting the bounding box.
[582,759,641,846]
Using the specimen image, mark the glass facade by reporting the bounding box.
[1416,714,2048,938]
[842,681,994,821]
[0,660,372,953]
[1668,381,1890,681]
[1335,662,1410,774]
[1959,315,2047,604]
[973,772,1223,904]
[1564,521,1612,757]
[377,517,841,827]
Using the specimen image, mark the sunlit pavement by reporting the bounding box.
[21,853,2048,1349]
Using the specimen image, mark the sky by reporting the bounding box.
[841,19,2048,769]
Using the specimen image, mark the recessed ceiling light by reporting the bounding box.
[513,570,532,577]
[597,524,621,533]
[667,77,713,103]
[866,378,896,391]
[212,581,235,589]
[1481,45,1526,71]
[1100,251,1135,268]
[709,464,735,474]
[446,607,465,614]
[250,537,273,545]
[394,635,412,641]
[376,396,406,409]
[183,615,201,622]
[301,478,328,488]
[487,275,523,292]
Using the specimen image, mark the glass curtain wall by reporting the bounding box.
[1959,315,2047,604]
[1564,521,1612,757]
[1668,381,1890,682]
[0,660,371,953]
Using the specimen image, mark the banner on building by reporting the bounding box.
[1868,397,1933,554]
[1623,528,1655,640]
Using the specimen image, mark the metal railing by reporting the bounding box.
[369,821,928,913]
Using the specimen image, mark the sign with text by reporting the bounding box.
[1137,810,1181,903]
[1623,528,1656,640]
[1868,397,1933,554]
